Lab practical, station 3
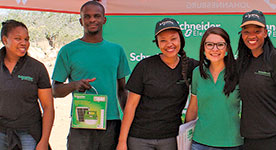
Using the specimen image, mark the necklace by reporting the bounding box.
[160,54,179,69]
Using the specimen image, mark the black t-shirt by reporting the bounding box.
[126,55,198,139]
[0,47,51,129]
[239,53,276,139]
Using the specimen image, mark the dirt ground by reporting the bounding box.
[49,94,72,150]
[39,52,72,150]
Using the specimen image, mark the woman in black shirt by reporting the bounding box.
[116,18,198,150]
[237,10,276,150]
[0,20,54,150]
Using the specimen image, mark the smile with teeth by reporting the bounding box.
[248,40,257,44]
[166,45,176,52]
[166,48,175,52]
[210,53,221,57]
[18,48,26,53]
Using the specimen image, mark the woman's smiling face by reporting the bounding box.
[204,33,227,64]
[241,24,267,53]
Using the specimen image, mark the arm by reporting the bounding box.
[36,88,55,150]
[116,92,141,150]
[185,94,198,123]
[52,78,95,98]
[117,77,128,111]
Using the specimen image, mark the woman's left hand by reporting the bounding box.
[36,140,48,150]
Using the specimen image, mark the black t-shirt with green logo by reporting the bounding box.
[0,47,51,129]
[126,55,198,139]
[239,53,276,139]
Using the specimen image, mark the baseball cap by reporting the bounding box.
[240,10,266,28]
[155,18,181,36]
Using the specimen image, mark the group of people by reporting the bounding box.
[0,0,275,150]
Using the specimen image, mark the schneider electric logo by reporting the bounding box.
[267,24,276,37]
[130,52,150,62]
[178,21,221,37]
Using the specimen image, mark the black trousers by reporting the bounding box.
[67,120,121,150]
[243,135,276,150]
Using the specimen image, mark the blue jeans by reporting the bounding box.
[127,136,177,150]
[0,131,37,150]
[191,141,241,150]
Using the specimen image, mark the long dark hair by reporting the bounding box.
[154,29,189,87]
[199,27,237,96]
[237,32,276,75]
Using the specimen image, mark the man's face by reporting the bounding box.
[80,4,106,35]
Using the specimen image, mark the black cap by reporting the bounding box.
[155,18,181,36]
[240,10,266,28]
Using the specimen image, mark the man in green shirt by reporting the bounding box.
[51,1,130,150]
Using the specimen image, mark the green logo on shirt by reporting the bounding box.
[254,71,271,77]
[18,75,33,82]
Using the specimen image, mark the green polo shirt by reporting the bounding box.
[191,67,243,147]
[52,39,130,120]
